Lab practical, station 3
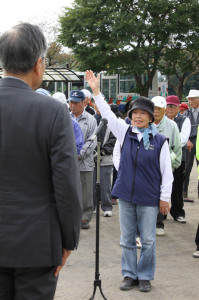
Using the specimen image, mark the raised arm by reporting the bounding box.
[85,70,101,96]
[85,70,129,144]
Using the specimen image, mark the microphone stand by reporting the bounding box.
[89,135,107,300]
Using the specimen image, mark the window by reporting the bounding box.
[71,75,84,90]
[119,75,136,93]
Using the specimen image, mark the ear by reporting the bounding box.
[34,57,43,76]
[31,57,45,90]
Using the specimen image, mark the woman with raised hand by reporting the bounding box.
[85,70,173,293]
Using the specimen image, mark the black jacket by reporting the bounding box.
[185,108,199,139]
[94,114,116,155]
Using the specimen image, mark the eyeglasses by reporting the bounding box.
[167,104,178,108]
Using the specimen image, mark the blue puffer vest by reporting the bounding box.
[112,127,166,207]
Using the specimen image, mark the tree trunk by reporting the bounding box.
[176,85,183,100]
[134,73,150,97]
[176,76,185,100]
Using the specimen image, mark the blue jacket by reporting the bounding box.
[112,128,166,207]
[71,110,97,171]
[72,119,84,155]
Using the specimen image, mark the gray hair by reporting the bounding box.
[0,23,47,74]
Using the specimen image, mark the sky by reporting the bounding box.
[0,0,74,33]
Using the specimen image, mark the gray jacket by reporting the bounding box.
[72,110,97,172]
[100,127,115,166]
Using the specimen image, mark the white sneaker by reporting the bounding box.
[156,228,165,236]
[104,211,112,217]
[174,216,186,223]
[193,250,199,258]
[136,237,142,249]
[93,209,96,214]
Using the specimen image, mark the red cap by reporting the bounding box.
[180,102,189,110]
[166,95,180,106]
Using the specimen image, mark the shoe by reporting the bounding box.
[139,280,151,292]
[156,228,165,236]
[81,220,90,229]
[174,216,186,223]
[183,192,188,198]
[111,199,117,205]
[136,237,142,249]
[93,209,96,214]
[120,277,138,291]
[193,250,199,258]
[104,210,112,217]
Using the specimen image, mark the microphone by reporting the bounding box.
[91,118,108,141]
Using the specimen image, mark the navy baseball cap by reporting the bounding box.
[68,90,85,102]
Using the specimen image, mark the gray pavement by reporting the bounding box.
[55,162,199,300]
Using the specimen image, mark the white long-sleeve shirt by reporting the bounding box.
[174,115,191,147]
[93,93,173,202]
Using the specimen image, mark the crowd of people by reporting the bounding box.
[47,71,199,293]
[0,22,199,299]
[85,71,199,293]
[27,73,199,293]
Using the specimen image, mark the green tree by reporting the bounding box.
[183,73,199,97]
[58,0,199,96]
[158,3,199,99]
[28,19,79,69]
[161,51,199,99]
[46,42,79,69]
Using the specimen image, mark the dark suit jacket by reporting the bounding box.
[0,77,82,268]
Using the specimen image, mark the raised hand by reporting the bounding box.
[85,70,100,96]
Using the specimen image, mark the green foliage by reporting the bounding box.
[58,0,199,96]
[183,73,199,96]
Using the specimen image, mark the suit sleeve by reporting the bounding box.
[50,105,82,250]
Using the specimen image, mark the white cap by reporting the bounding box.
[151,96,166,108]
[186,90,199,100]
[36,88,51,96]
[52,92,69,107]
[81,89,92,99]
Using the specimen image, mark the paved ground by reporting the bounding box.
[55,162,199,300]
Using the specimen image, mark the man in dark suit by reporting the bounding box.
[0,23,82,299]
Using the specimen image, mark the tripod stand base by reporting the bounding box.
[89,279,107,300]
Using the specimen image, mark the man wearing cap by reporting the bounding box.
[69,90,97,229]
[183,90,199,198]
[152,96,182,236]
[52,92,84,155]
[81,88,95,115]
[166,95,191,223]
[179,102,189,114]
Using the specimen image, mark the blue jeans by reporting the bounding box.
[119,199,158,281]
